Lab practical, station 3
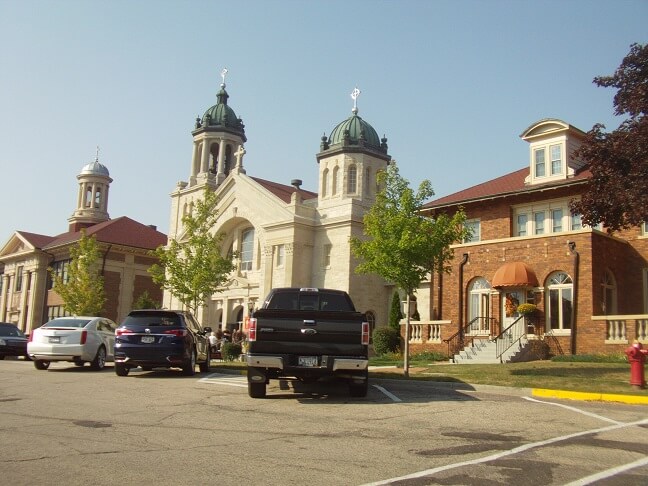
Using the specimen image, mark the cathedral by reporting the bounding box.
[164,76,395,332]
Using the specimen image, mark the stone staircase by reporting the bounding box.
[453,336,533,364]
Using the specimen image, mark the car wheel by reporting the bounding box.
[199,347,211,373]
[90,346,107,371]
[74,359,85,367]
[248,381,266,398]
[34,360,50,370]
[115,363,130,376]
[182,349,196,376]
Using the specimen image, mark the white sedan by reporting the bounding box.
[27,317,117,371]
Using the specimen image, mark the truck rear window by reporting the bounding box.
[266,291,354,312]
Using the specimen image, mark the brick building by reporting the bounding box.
[0,158,166,333]
[409,119,648,358]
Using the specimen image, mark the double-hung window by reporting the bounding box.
[463,219,481,243]
[550,144,562,175]
[240,229,254,271]
[534,149,546,177]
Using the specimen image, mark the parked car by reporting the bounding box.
[0,322,28,360]
[114,309,212,376]
[27,317,118,371]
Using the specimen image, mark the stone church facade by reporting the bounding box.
[165,81,395,332]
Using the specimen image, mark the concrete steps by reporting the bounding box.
[453,337,531,364]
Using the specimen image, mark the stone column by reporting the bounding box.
[217,139,226,175]
[200,138,210,174]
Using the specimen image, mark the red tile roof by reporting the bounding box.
[251,177,318,203]
[423,166,592,209]
[43,217,167,250]
[16,231,56,249]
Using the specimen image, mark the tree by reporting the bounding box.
[388,291,403,331]
[132,291,161,310]
[570,43,648,232]
[149,187,236,316]
[50,230,106,316]
[350,163,469,376]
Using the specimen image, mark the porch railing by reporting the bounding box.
[494,315,526,363]
[592,315,648,344]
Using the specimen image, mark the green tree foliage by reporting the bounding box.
[350,162,468,375]
[149,187,236,315]
[570,43,648,231]
[388,291,403,331]
[132,291,161,310]
[50,230,106,316]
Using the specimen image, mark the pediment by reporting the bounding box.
[0,233,35,258]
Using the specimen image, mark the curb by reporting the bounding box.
[532,388,648,405]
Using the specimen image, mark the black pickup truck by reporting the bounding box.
[246,287,370,398]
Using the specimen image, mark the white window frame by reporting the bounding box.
[514,199,585,236]
[601,269,617,315]
[530,139,566,184]
[550,144,563,175]
[347,164,357,194]
[546,271,573,334]
[323,244,332,268]
[534,148,546,178]
[463,219,481,243]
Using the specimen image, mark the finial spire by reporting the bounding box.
[220,68,228,88]
[95,145,100,162]
[350,87,361,114]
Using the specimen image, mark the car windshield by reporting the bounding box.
[42,318,92,329]
[0,326,25,337]
[122,312,181,327]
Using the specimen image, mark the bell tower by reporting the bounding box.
[68,148,112,232]
[189,69,247,187]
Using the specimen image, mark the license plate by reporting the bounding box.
[298,356,318,367]
[141,336,155,344]
[49,336,60,344]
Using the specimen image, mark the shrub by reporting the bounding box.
[221,342,242,361]
[410,351,447,362]
[516,303,538,315]
[372,327,400,356]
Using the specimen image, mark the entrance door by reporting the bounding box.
[468,278,492,335]
[502,289,526,331]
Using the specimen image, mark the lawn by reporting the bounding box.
[370,360,645,396]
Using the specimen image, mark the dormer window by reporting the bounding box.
[533,143,564,180]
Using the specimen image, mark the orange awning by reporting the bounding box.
[492,262,539,288]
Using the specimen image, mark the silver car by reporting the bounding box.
[27,317,117,370]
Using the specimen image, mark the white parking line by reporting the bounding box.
[198,373,248,388]
[362,418,648,485]
[372,385,402,402]
[523,396,623,424]
[563,456,648,485]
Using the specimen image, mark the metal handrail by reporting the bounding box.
[443,316,495,361]
[494,316,526,362]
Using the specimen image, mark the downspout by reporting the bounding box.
[101,244,112,276]
[458,253,469,341]
[568,241,579,355]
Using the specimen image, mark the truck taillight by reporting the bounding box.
[361,322,370,345]
[248,318,257,342]
[80,330,87,345]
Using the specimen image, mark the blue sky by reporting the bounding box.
[0,0,646,240]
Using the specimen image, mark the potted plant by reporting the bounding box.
[516,303,538,334]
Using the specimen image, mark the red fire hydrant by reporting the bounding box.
[625,341,648,389]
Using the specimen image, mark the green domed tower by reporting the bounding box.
[189,69,247,187]
[316,88,391,207]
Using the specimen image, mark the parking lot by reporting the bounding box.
[1,359,647,485]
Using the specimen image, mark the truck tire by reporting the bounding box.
[349,370,368,397]
[182,349,197,376]
[115,363,130,376]
[248,381,266,398]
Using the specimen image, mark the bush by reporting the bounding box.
[410,351,447,362]
[551,353,626,363]
[372,327,400,356]
[221,342,242,361]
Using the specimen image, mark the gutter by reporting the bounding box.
[458,253,469,340]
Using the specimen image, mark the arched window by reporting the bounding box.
[240,228,254,271]
[546,271,573,331]
[332,166,339,195]
[601,270,617,315]
[347,164,357,194]
[468,277,491,334]
[322,168,329,197]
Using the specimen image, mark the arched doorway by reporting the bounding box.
[467,277,492,335]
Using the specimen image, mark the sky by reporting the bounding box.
[0,0,646,241]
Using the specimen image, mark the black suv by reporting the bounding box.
[114,310,212,376]
[0,322,28,360]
